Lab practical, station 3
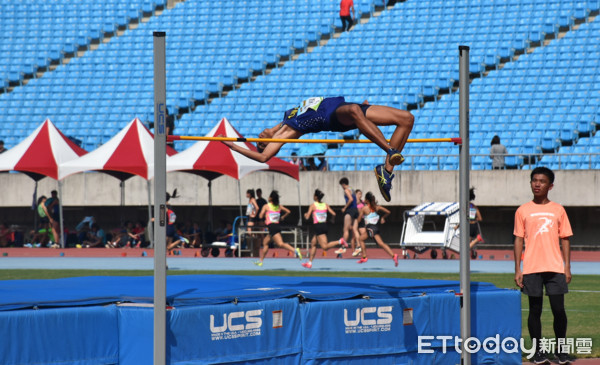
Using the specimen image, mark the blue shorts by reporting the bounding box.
[283,97,370,133]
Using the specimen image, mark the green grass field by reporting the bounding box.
[1,269,598,359]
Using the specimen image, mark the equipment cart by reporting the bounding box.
[399,202,464,259]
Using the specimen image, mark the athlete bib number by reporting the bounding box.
[268,212,281,224]
[364,212,380,225]
[469,207,477,220]
[297,97,324,115]
[314,212,327,224]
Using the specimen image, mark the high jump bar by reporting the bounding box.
[168,135,462,144]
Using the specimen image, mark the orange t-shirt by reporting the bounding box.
[340,0,354,16]
[514,201,572,274]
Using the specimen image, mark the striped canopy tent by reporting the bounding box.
[167,118,299,230]
[59,118,177,181]
[59,118,177,241]
[0,119,87,181]
[0,119,88,247]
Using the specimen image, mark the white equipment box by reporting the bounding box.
[400,202,461,254]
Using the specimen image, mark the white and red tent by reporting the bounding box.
[167,118,299,230]
[59,118,176,180]
[167,118,298,181]
[0,119,87,180]
[59,118,177,243]
[0,119,88,247]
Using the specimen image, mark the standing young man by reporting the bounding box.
[514,167,572,365]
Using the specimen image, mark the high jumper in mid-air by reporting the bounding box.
[222,96,414,202]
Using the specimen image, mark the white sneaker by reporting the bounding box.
[352,247,362,257]
[334,247,346,254]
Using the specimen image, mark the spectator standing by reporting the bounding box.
[35,196,52,245]
[317,155,329,171]
[489,135,508,169]
[340,0,355,32]
[44,190,61,245]
[255,188,268,225]
[290,152,305,171]
[514,167,572,365]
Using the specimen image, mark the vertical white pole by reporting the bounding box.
[458,45,471,365]
[153,31,167,365]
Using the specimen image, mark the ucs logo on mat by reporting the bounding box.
[210,310,263,341]
[344,306,393,334]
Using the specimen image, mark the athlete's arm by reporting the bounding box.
[259,203,268,220]
[251,198,259,216]
[377,205,391,224]
[327,204,336,217]
[514,236,524,288]
[342,189,353,212]
[561,237,571,284]
[304,205,314,220]
[224,140,284,163]
[357,205,366,223]
[280,205,291,221]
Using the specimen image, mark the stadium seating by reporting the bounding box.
[0,0,598,170]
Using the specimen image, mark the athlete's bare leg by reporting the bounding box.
[335,104,414,172]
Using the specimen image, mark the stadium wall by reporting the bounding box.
[1,170,598,207]
[0,170,598,247]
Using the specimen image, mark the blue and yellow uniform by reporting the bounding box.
[282,97,370,133]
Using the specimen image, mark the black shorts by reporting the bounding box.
[39,216,49,224]
[166,224,176,238]
[469,223,479,238]
[344,207,359,220]
[267,223,282,237]
[366,224,380,238]
[329,102,371,132]
[358,220,365,229]
[522,272,568,297]
[313,223,328,236]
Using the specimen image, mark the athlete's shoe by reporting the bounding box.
[254,261,263,267]
[352,247,362,257]
[393,254,399,267]
[357,257,368,264]
[531,352,550,364]
[476,234,485,243]
[388,148,405,166]
[374,164,394,202]
[334,247,347,254]
[339,237,348,248]
[295,248,303,260]
[301,261,312,269]
[556,353,570,365]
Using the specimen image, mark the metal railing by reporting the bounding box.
[282,153,600,171]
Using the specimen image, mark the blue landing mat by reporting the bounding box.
[0,275,498,311]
